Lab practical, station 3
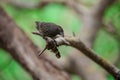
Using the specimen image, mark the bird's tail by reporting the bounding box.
[52,47,61,58]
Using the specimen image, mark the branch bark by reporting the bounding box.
[0,6,71,80]
[64,36,120,80]
[52,35,120,80]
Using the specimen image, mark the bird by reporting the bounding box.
[35,21,64,58]
[35,21,64,39]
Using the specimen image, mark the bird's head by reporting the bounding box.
[35,21,41,30]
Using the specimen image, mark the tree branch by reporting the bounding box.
[54,36,120,80]
[92,0,116,17]
[38,0,88,17]
[65,0,88,17]
[1,0,88,17]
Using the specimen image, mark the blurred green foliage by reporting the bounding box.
[0,2,120,80]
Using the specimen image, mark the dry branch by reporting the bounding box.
[53,35,120,80]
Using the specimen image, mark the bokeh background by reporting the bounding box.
[0,0,120,80]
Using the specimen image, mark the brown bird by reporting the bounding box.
[35,21,64,38]
[35,21,64,58]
